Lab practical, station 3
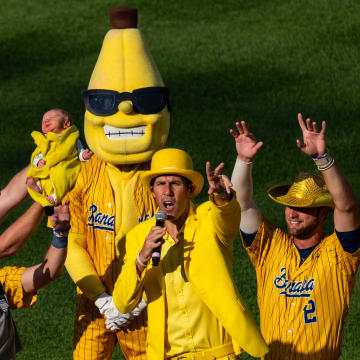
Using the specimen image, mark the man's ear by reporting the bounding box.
[188,183,196,198]
[319,206,331,221]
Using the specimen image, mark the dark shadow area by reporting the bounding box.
[266,340,338,359]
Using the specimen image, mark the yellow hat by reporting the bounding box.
[142,148,204,197]
[267,172,334,208]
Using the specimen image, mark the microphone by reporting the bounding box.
[152,210,167,266]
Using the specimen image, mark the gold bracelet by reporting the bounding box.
[318,158,335,171]
[213,190,228,199]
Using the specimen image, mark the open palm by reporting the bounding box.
[230,121,263,163]
[296,114,327,157]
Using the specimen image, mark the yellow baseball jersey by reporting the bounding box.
[0,266,37,309]
[0,267,37,358]
[244,218,360,360]
[66,154,157,360]
[67,154,156,293]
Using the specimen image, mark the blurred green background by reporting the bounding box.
[1,0,360,358]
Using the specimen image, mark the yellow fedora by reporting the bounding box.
[142,148,204,197]
[267,172,334,208]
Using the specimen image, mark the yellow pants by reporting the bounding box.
[73,294,147,360]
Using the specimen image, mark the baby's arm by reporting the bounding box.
[77,139,93,161]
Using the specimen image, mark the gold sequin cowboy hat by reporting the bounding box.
[142,148,204,197]
[267,172,334,208]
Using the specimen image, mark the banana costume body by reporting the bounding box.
[26,125,81,207]
[64,7,170,360]
[67,155,157,359]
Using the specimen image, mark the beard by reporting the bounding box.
[286,220,319,240]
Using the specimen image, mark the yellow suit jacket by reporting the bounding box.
[113,196,269,359]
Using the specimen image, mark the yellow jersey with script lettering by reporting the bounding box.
[66,154,156,294]
[243,218,360,360]
[65,154,157,360]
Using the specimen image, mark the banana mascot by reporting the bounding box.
[64,7,170,360]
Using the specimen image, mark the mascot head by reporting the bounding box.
[83,6,170,165]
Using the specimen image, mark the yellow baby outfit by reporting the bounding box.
[26,125,81,207]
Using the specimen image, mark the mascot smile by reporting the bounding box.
[83,6,169,165]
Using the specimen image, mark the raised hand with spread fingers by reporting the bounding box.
[230,121,263,163]
[296,113,326,157]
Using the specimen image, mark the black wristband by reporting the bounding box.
[51,233,68,248]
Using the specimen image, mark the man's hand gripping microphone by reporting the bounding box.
[152,210,167,266]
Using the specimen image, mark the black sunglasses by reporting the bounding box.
[82,86,171,116]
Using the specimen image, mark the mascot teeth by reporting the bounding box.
[103,125,146,140]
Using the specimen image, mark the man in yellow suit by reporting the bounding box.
[64,6,170,360]
[113,148,269,359]
[230,115,360,359]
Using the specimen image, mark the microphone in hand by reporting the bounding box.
[152,210,167,266]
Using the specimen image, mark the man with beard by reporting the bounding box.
[230,114,360,360]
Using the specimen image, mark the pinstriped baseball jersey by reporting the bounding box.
[244,218,360,360]
[0,266,35,359]
[67,154,157,360]
[68,154,156,293]
[0,266,37,309]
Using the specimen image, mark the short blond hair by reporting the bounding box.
[52,108,72,125]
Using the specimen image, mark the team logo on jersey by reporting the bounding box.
[274,267,315,298]
[88,204,115,231]
[88,205,154,231]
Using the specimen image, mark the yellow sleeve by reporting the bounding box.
[64,162,87,234]
[0,266,37,309]
[65,232,105,301]
[113,226,146,313]
[64,165,105,301]
[209,191,241,247]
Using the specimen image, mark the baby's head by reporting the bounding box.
[41,109,72,134]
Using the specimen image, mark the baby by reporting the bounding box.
[26,109,92,207]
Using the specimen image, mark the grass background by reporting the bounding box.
[1,0,360,358]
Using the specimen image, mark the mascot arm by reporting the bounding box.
[65,232,106,301]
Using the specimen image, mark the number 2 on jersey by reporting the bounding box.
[303,299,318,324]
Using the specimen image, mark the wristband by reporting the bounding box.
[51,233,68,248]
[312,153,327,159]
[136,252,148,268]
[237,158,253,165]
[53,228,71,238]
[312,153,335,171]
